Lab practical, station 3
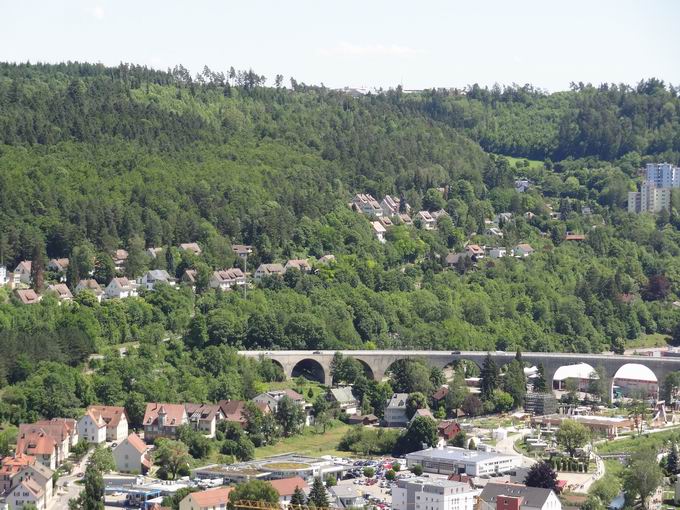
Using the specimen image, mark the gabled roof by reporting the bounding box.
[30,419,76,441]
[232,244,253,256]
[329,387,357,404]
[411,408,434,420]
[256,263,285,275]
[564,233,586,241]
[466,244,484,255]
[48,258,69,271]
[15,289,40,305]
[16,478,44,498]
[182,269,197,283]
[16,431,57,456]
[285,259,311,271]
[212,268,245,282]
[108,277,133,290]
[114,249,129,261]
[146,269,172,281]
[188,487,233,507]
[433,386,449,401]
[143,403,187,428]
[48,283,73,300]
[120,433,148,454]
[387,393,409,409]
[0,453,35,475]
[480,483,554,509]
[14,260,32,273]
[76,279,103,294]
[185,403,221,422]
[269,476,308,497]
[17,460,54,481]
[180,242,202,255]
[515,243,534,252]
[83,409,107,428]
[218,400,270,423]
[87,406,127,428]
[371,221,386,233]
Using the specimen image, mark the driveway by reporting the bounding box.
[50,450,94,509]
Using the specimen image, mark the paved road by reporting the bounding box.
[50,450,93,509]
[495,428,535,468]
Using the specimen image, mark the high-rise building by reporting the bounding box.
[628,182,672,213]
[645,163,680,188]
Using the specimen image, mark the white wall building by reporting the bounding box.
[393,478,478,510]
[405,446,520,477]
[77,409,107,444]
[646,163,680,188]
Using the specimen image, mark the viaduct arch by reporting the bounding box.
[239,350,680,392]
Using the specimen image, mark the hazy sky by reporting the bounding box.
[2,0,679,91]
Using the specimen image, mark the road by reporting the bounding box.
[495,428,535,468]
[50,450,94,509]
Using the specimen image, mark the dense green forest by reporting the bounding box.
[1,63,680,419]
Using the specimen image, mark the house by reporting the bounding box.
[47,283,73,302]
[15,289,41,305]
[113,249,129,271]
[29,419,78,462]
[485,227,504,238]
[379,216,394,228]
[351,193,383,217]
[77,408,107,444]
[47,258,69,273]
[380,195,410,217]
[285,259,312,273]
[85,406,129,442]
[0,454,35,493]
[479,483,562,510]
[393,478,477,510]
[10,462,54,506]
[232,244,253,259]
[515,179,530,193]
[438,421,462,441]
[347,414,379,426]
[431,209,449,221]
[513,244,534,257]
[179,487,233,510]
[147,247,163,259]
[564,233,586,242]
[331,485,366,509]
[269,476,309,507]
[105,277,138,299]
[182,269,197,286]
[210,268,246,290]
[113,433,151,474]
[143,403,188,443]
[75,279,105,302]
[185,404,222,438]
[180,243,202,256]
[384,393,410,427]
[399,213,413,226]
[489,247,508,259]
[371,221,387,243]
[218,400,270,428]
[318,254,336,265]
[465,244,485,259]
[6,477,48,510]
[254,263,285,281]
[328,387,359,415]
[0,265,7,285]
[253,389,305,412]
[14,261,32,284]
[15,430,58,470]
[141,269,176,291]
[432,386,449,408]
[416,211,436,230]
[409,408,434,424]
[445,252,465,268]
[496,212,513,224]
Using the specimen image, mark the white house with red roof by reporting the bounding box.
[179,486,233,510]
[105,277,138,299]
[143,403,188,443]
[77,408,107,444]
[113,433,151,474]
[86,405,129,442]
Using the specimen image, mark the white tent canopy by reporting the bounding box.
[553,362,598,381]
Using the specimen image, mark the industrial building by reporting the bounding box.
[405,446,520,477]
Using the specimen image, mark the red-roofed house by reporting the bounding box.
[270,476,309,506]
[180,243,202,256]
[253,389,305,412]
[86,406,129,442]
[113,433,151,474]
[14,289,41,305]
[565,233,586,241]
[218,400,271,428]
[77,408,107,444]
[0,453,35,493]
[143,403,188,443]
[26,420,78,463]
[179,486,233,510]
[185,404,222,438]
[438,421,462,441]
[15,431,58,470]
[13,261,32,284]
[105,277,138,299]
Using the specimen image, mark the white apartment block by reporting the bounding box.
[393,478,478,510]
[628,182,671,213]
[646,163,680,188]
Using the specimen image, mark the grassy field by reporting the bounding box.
[626,333,670,350]
[254,422,353,459]
[597,428,680,454]
[501,155,544,170]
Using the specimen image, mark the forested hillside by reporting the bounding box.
[1,62,680,405]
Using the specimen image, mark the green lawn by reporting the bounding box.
[254,422,353,458]
[626,333,670,350]
[597,429,680,454]
[500,155,545,170]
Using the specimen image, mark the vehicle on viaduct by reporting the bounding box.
[238,349,680,395]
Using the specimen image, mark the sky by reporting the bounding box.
[1,0,679,92]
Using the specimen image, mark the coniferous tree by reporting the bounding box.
[480,353,499,401]
[668,443,679,475]
[290,486,307,508]
[30,239,46,292]
[308,477,328,508]
[534,364,548,393]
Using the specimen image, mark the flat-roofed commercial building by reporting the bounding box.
[405,446,520,477]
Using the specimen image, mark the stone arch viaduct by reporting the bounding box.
[238,350,680,392]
